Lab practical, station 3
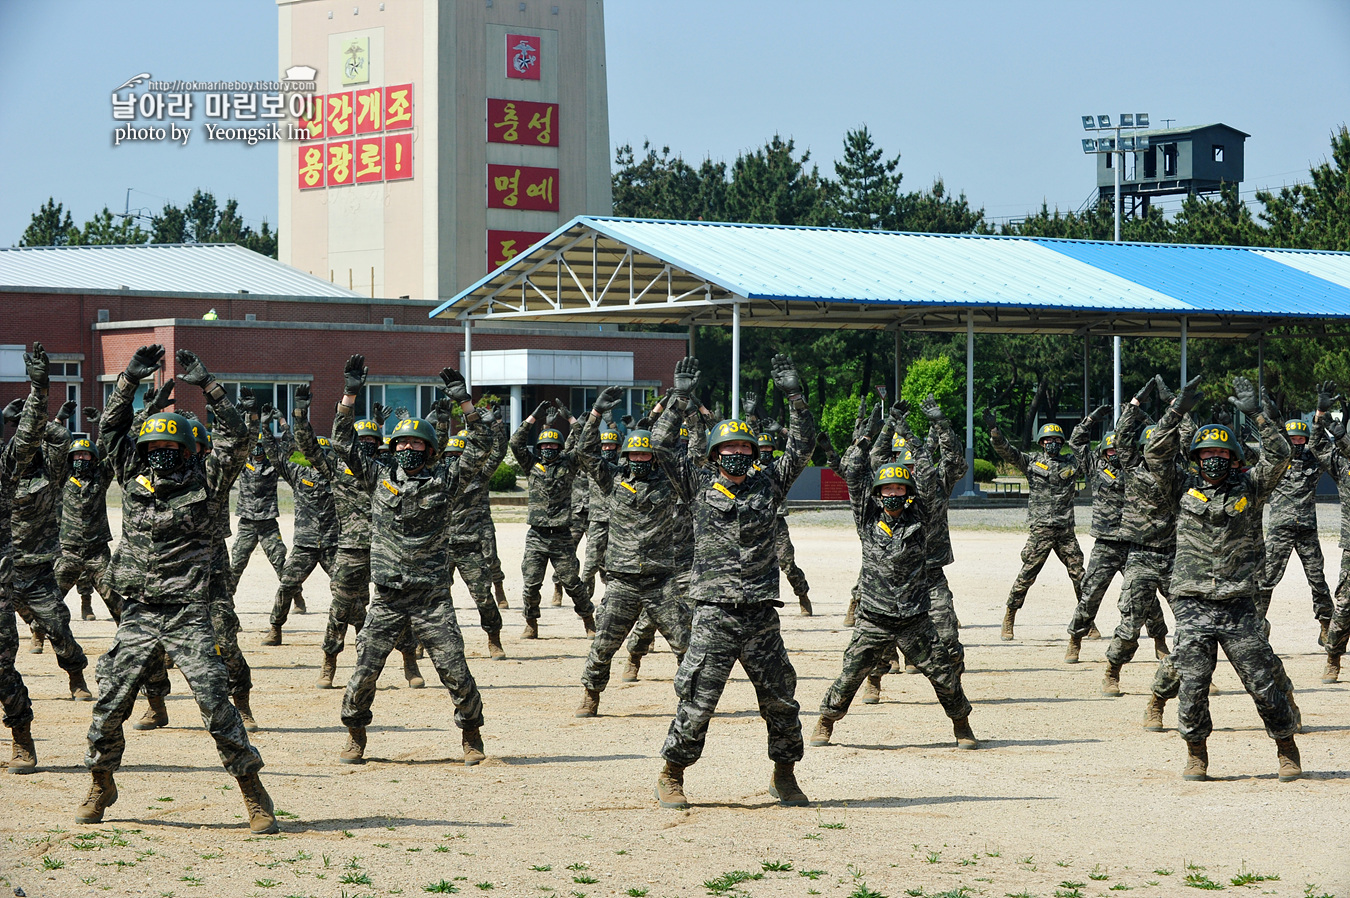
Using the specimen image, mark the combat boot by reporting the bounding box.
[237,771,279,833]
[76,770,117,823]
[953,716,978,750]
[293,594,307,614]
[462,725,485,766]
[1065,634,1082,663]
[338,726,367,764]
[316,652,338,689]
[486,630,506,661]
[133,695,169,730]
[860,674,882,704]
[29,630,43,654]
[403,651,425,688]
[581,613,596,638]
[494,581,508,609]
[797,593,812,617]
[809,716,833,747]
[1143,694,1167,731]
[551,583,563,606]
[81,594,96,621]
[522,620,538,639]
[1323,654,1341,684]
[575,688,600,718]
[1276,737,1302,782]
[261,625,282,646]
[843,593,858,628]
[1087,624,1102,639]
[1000,608,1015,641]
[234,692,259,732]
[768,761,809,807]
[655,761,688,809]
[69,671,94,702]
[1154,635,1170,659]
[1182,740,1208,781]
[622,654,641,682]
[1101,662,1122,697]
[8,720,36,774]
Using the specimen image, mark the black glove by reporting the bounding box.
[1176,375,1203,413]
[148,379,175,413]
[56,399,77,424]
[1260,387,1279,422]
[921,394,944,423]
[545,406,564,427]
[490,403,503,423]
[1133,378,1156,403]
[530,401,550,421]
[238,386,257,415]
[24,342,49,388]
[175,349,212,387]
[373,403,391,428]
[1318,381,1340,413]
[551,398,572,419]
[852,401,871,442]
[395,406,411,421]
[1090,403,1112,423]
[1327,417,1348,441]
[770,354,803,396]
[815,432,835,455]
[621,414,635,429]
[982,409,998,432]
[1154,375,1177,405]
[294,384,312,413]
[763,418,783,434]
[890,399,910,422]
[672,357,700,399]
[867,403,883,440]
[593,385,625,415]
[344,354,368,395]
[262,404,283,426]
[2,399,22,427]
[82,406,98,424]
[124,344,163,382]
[431,397,452,420]
[439,367,471,404]
[1227,376,1258,416]
[742,391,759,419]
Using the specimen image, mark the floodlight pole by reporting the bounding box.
[463,319,473,392]
[1112,125,1123,423]
[1180,317,1188,384]
[731,302,741,418]
[959,312,981,498]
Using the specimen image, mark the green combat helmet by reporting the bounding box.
[1035,422,1066,443]
[136,412,195,453]
[390,417,440,461]
[707,419,756,458]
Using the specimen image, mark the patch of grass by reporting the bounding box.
[802,833,822,841]
[476,884,495,891]
[614,850,628,856]
[179,875,203,885]
[703,870,764,894]
[434,846,451,853]
[42,856,65,870]
[424,882,460,894]
[254,880,281,889]
[1304,886,1334,898]
[959,856,978,866]
[1005,892,1035,898]
[340,872,374,886]
[566,863,588,871]
[1155,869,1174,877]
[1055,889,1083,898]
[1183,872,1224,890]
[1056,860,1073,868]
[274,809,300,820]
[530,865,552,872]
[985,848,1002,858]
[930,889,974,898]
[926,851,942,864]
[762,860,793,872]
[572,875,598,885]
[848,886,885,898]
[156,796,174,802]
[819,821,847,830]
[625,889,648,897]
[1230,867,1278,887]
[341,830,354,839]
[1110,886,1133,892]
[800,870,825,880]
[80,876,97,886]
[1090,866,1110,881]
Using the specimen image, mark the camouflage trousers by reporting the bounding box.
[662,601,802,767]
[1068,538,1130,638]
[87,600,263,777]
[11,561,87,673]
[775,516,810,598]
[553,514,588,588]
[324,547,371,657]
[627,563,693,658]
[145,543,251,699]
[340,585,484,730]
[0,559,33,729]
[229,517,287,591]
[579,518,610,598]
[270,544,337,627]
[55,544,121,620]
[1105,544,1171,666]
[1327,550,1350,657]
[1260,526,1333,624]
[521,525,593,621]
[1007,526,1084,610]
[582,571,689,693]
[1162,595,1298,744]
[480,521,505,586]
[449,539,503,634]
[821,609,971,722]
[927,570,964,666]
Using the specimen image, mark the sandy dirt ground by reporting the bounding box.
[3,507,1348,898]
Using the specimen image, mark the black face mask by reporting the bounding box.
[1200,455,1231,481]
[147,447,181,473]
[395,448,427,472]
[601,449,618,463]
[718,452,753,477]
[1291,443,1305,459]
[760,451,774,464]
[1042,439,1064,457]
[628,458,653,479]
[71,459,97,478]
[539,447,560,463]
[1103,452,1119,471]
[879,493,906,511]
[358,440,377,459]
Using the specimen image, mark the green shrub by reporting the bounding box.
[488,462,517,491]
[288,450,312,468]
[972,458,996,482]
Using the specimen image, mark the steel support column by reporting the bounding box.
[959,313,981,498]
[731,302,741,419]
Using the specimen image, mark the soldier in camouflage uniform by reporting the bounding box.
[228,429,287,590]
[9,390,93,699]
[654,355,814,811]
[575,388,691,717]
[578,425,620,601]
[1143,374,1302,782]
[337,367,492,766]
[811,401,976,750]
[746,399,813,617]
[985,414,1085,640]
[0,344,55,773]
[1309,386,1350,683]
[82,345,277,833]
[510,404,596,637]
[559,405,590,607]
[1258,414,1334,637]
[1064,404,1127,663]
[261,411,339,645]
[54,432,121,623]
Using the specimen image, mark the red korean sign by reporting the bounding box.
[326,92,354,138]
[488,230,549,272]
[353,87,383,134]
[300,94,325,140]
[354,137,384,184]
[506,34,541,80]
[298,143,325,189]
[326,140,354,186]
[487,164,558,211]
[487,99,558,147]
[385,133,413,181]
[384,83,413,131]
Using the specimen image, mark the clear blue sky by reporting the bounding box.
[3,0,1348,243]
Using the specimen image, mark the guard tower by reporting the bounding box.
[1098,123,1248,216]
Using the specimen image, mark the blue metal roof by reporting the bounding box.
[431,217,1350,336]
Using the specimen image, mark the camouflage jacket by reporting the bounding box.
[1068,412,1126,541]
[670,407,705,565]
[1266,434,1330,532]
[11,419,71,565]
[844,440,931,619]
[1114,403,1196,549]
[0,383,50,563]
[992,426,1082,531]
[234,442,280,521]
[654,398,816,606]
[871,412,966,568]
[448,417,508,545]
[264,425,340,548]
[59,451,115,550]
[1309,419,1350,549]
[100,374,249,604]
[292,402,372,551]
[351,412,492,590]
[1146,403,1289,602]
[579,410,685,575]
[510,419,579,529]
